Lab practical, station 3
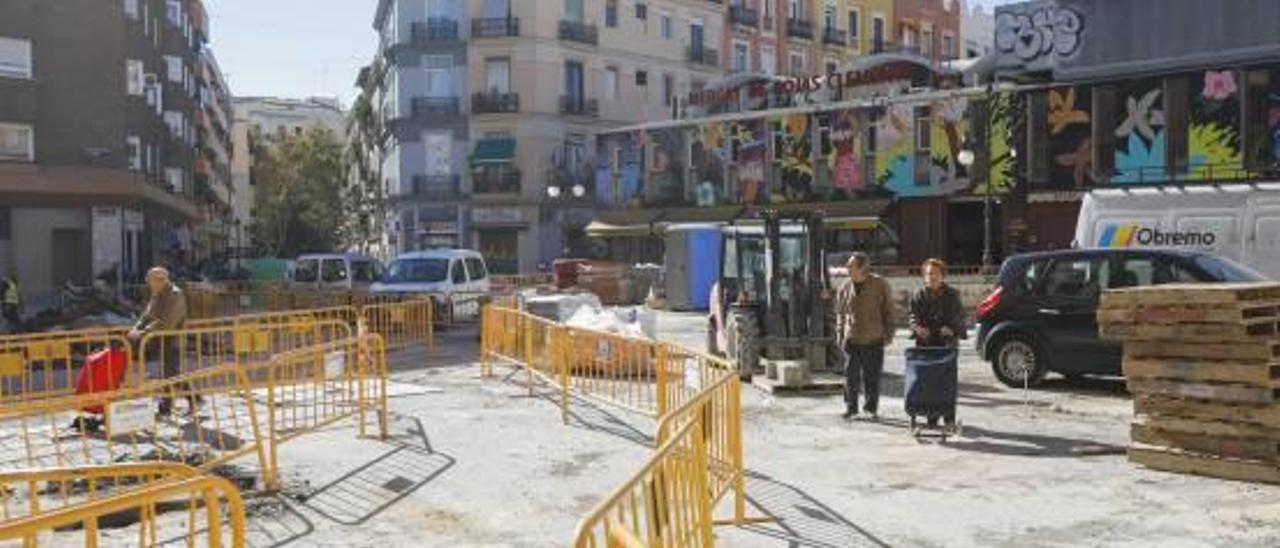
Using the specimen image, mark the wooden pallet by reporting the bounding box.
[1097,301,1280,325]
[1131,423,1280,463]
[1128,443,1280,485]
[1127,379,1280,405]
[1123,341,1280,362]
[1100,320,1279,343]
[1133,415,1280,441]
[1123,358,1280,387]
[1135,395,1280,428]
[1102,283,1280,308]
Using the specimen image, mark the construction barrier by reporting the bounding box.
[360,299,433,353]
[480,306,761,547]
[0,327,388,492]
[0,462,246,548]
[183,288,406,321]
[0,330,133,405]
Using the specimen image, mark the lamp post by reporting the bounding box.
[546,183,587,257]
[957,147,992,271]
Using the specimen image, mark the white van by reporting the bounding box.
[1073,183,1280,279]
[371,249,491,318]
[290,253,383,290]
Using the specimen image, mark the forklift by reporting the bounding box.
[708,210,839,384]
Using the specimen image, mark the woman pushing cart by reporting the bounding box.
[905,259,969,439]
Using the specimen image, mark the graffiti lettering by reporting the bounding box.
[996,5,1083,65]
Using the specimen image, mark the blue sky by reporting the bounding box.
[207,0,1018,107]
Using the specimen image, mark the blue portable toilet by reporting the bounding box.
[664,224,722,311]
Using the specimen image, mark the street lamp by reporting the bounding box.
[958,142,993,273]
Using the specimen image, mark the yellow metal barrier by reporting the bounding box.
[0,462,246,547]
[0,331,133,405]
[360,299,433,354]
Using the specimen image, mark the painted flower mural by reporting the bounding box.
[1113,81,1166,184]
[1202,71,1239,102]
[1186,69,1242,182]
[875,104,915,195]
[829,109,863,195]
[1048,87,1093,189]
[1048,88,1088,135]
[775,114,814,203]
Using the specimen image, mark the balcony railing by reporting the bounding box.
[558,20,598,45]
[472,92,520,114]
[411,97,462,117]
[472,17,520,38]
[473,169,521,194]
[787,19,814,40]
[409,175,464,200]
[730,5,759,27]
[411,18,459,43]
[686,46,719,67]
[872,41,921,56]
[823,28,847,46]
[559,95,599,116]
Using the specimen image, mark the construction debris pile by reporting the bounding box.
[517,289,656,340]
[1099,282,1280,484]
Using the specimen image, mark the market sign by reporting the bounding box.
[687,60,936,108]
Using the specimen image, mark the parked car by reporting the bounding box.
[371,249,491,320]
[975,248,1269,388]
[289,253,383,291]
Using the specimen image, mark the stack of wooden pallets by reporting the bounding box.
[1098,282,1280,484]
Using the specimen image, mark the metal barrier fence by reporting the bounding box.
[183,288,407,321]
[480,305,762,547]
[0,328,388,492]
[1,330,133,405]
[0,462,246,547]
[360,299,433,353]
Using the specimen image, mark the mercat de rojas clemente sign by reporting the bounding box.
[686,60,937,108]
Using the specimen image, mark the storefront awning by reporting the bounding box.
[585,209,665,238]
[471,138,516,164]
[825,216,880,230]
[658,206,745,227]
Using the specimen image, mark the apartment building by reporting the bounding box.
[893,0,961,61]
[193,47,235,264]
[363,0,725,273]
[722,1,894,78]
[0,0,217,304]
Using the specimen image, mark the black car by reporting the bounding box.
[974,248,1269,388]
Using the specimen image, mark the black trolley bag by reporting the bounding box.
[903,346,959,432]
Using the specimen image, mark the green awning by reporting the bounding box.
[472,138,516,164]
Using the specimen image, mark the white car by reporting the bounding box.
[371,249,491,320]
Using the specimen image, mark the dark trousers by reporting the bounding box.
[2,304,19,332]
[844,344,885,413]
[152,338,195,414]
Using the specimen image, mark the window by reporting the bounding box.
[0,37,33,79]
[763,0,774,24]
[606,0,618,27]
[424,55,453,97]
[823,3,836,29]
[604,66,619,99]
[124,0,139,19]
[689,20,704,51]
[451,260,467,284]
[789,0,801,19]
[825,60,837,75]
[636,2,647,20]
[733,42,748,73]
[848,9,859,41]
[293,259,319,283]
[465,258,488,281]
[0,123,34,162]
[660,14,672,38]
[942,33,954,59]
[126,136,141,171]
[872,16,885,49]
[564,0,584,22]
[789,51,804,76]
[485,57,510,93]
[760,44,776,75]
[662,74,674,107]
[164,55,183,83]
[564,61,584,102]
[1041,259,1108,301]
[166,0,182,27]
[321,259,349,283]
[165,168,184,193]
[635,70,647,86]
[126,59,144,95]
[923,28,934,55]
[387,258,449,283]
[423,132,451,175]
[164,111,184,138]
[352,261,379,283]
[482,0,509,18]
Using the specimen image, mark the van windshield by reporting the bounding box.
[386,258,449,283]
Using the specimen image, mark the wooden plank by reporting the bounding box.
[1097,301,1280,324]
[1135,416,1280,441]
[1100,321,1277,342]
[1135,396,1280,428]
[1123,341,1280,361]
[1128,444,1280,485]
[1127,379,1280,405]
[1131,424,1280,463]
[1102,283,1280,307]
[1123,358,1280,387]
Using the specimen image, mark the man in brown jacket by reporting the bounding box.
[835,253,895,420]
[128,267,191,416]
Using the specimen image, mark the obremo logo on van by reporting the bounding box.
[1097,224,1217,248]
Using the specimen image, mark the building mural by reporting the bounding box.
[595,131,643,208]
[828,109,864,196]
[1048,86,1093,189]
[728,119,769,205]
[1113,78,1167,184]
[644,128,686,207]
[1271,73,1280,167]
[1187,69,1244,181]
[774,113,814,203]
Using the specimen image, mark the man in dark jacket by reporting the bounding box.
[908,259,967,428]
[834,253,895,420]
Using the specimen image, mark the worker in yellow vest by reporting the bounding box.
[1,274,20,332]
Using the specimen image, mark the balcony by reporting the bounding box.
[411,18,460,43]
[472,17,520,38]
[471,92,520,114]
[409,175,464,201]
[473,169,521,194]
[559,95,599,116]
[872,41,921,56]
[730,5,759,27]
[411,97,462,117]
[787,19,814,40]
[686,46,719,67]
[558,20,598,45]
[823,28,847,46]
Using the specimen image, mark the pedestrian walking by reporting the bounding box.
[1,274,20,333]
[908,258,967,427]
[127,267,194,416]
[834,253,895,420]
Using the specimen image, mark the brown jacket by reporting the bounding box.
[135,284,187,333]
[835,274,895,347]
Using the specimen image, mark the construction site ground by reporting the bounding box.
[36,311,1280,547]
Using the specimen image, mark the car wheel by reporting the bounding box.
[991,335,1048,388]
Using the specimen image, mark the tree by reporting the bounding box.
[340,92,386,253]
[251,127,346,257]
